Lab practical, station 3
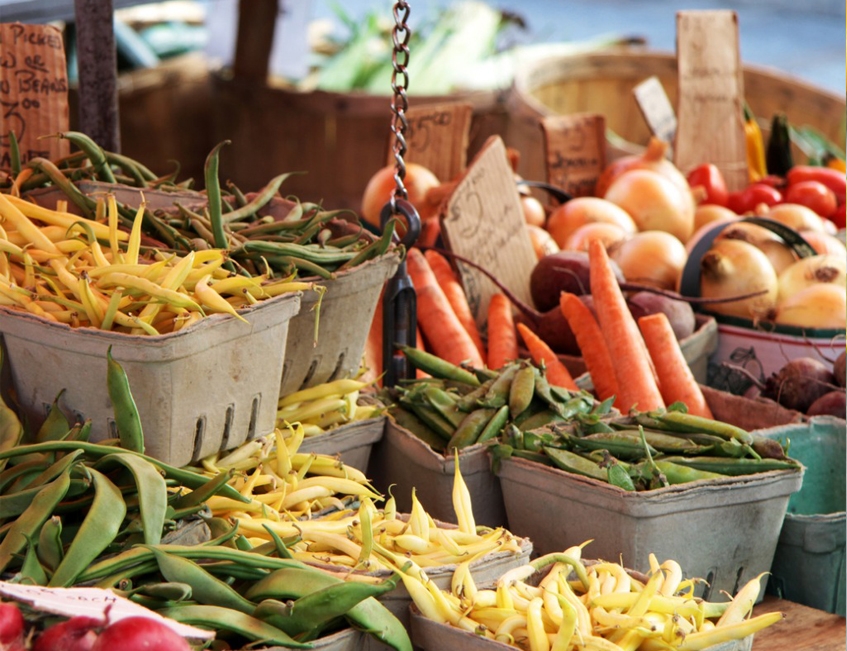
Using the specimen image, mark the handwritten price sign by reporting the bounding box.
[0,22,70,170]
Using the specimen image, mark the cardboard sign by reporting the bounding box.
[387,102,473,183]
[541,114,606,198]
[440,135,536,328]
[0,22,70,170]
[633,76,677,149]
[0,581,214,639]
[674,10,748,190]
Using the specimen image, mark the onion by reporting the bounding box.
[563,221,629,252]
[717,221,798,275]
[608,230,687,290]
[360,162,440,229]
[777,254,847,301]
[603,168,696,243]
[699,238,779,320]
[761,203,826,233]
[774,283,846,329]
[694,203,738,232]
[799,229,847,259]
[545,196,636,248]
[526,224,560,259]
[521,195,547,228]
[596,137,691,197]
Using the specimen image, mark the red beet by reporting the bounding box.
[764,357,839,413]
[0,602,24,648]
[807,390,847,418]
[33,616,102,651]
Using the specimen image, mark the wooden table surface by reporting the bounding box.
[752,595,845,650]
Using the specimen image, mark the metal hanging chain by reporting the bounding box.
[387,0,412,210]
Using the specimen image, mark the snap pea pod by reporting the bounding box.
[420,385,466,428]
[543,446,608,482]
[603,454,636,491]
[400,401,455,441]
[94,452,167,546]
[650,460,727,485]
[569,431,656,460]
[398,345,480,386]
[156,604,312,648]
[508,364,536,418]
[146,547,257,614]
[514,407,565,432]
[446,408,497,451]
[478,363,519,409]
[476,404,510,445]
[647,410,755,446]
[388,407,446,452]
[0,440,249,502]
[49,467,127,587]
[0,473,71,573]
[659,456,801,476]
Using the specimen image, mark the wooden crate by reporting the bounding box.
[505,48,846,185]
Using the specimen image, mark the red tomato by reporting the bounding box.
[686,163,729,207]
[784,180,838,218]
[726,183,783,215]
[828,203,846,230]
[786,165,846,203]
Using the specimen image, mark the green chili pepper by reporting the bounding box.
[49,467,127,587]
[0,472,71,573]
[94,452,167,545]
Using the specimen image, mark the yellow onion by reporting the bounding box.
[777,254,847,302]
[694,203,739,232]
[564,221,629,253]
[717,221,798,275]
[761,203,826,233]
[774,283,846,329]
[609,230,688,291]
[699,238,779,320]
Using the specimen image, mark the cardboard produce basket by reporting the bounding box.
[258,626,365,651]
[297,415,387,472]
[505,48,846,185]
[409,605,755,651]
[368,418,508,529]
[496,454,803,602]
[761,416,846,615]
[0,292,300,468]
[280,250,402,397]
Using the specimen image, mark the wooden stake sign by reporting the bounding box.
[440,136,536,327]
[541,114,606,198]
[633,76,677,149]
[387,102,473,183]
[674,10,748,190]
[0,22,70,170]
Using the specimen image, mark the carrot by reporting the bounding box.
[418,218,442,249]
[406,247,485,369]
[559,292,620,405]
[487,293,519,370]
[638,312,713,418]
[424,249,486,365]
[588,238,664,412]
[516,322,578,391]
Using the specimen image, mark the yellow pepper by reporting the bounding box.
[743,104,767,182]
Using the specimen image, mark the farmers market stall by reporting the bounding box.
[0,1,844,650]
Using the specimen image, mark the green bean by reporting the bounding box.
[255,572,400,640]
[146,547,256,614]
[124,581,194,603]
[27,157,96,218]
[0,441,249,503]
[337,218,398,271]
[226,180,249,208]
[105,347,146,454]
[398,346,481,386]
[95,453,167,546]
[0,458,49,493]
[261,523,295,560]
[36,390,71,443]
[58,131,117,183]
[0,349,24,462]
[21,448,84,491]
[20,534,49,585]
[37,515,64,572]
[221,172,295,224]
[0,472,70,573]
[170,469,234,510]
[156,604,312,648]
[234,240,356,266]
[245,566,412,651]
[104,151,157,185]
[198,561,270,582]
[277,255,335,279]
[65,419,92,443]
[8,130,21,176]
[0,476,87,519]
[50,467,127,587]
[203,140,230,250]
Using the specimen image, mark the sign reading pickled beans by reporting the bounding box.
[0,22,70,171]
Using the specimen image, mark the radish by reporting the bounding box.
[91,616,191,651]
[32,616,102,651]
[0,602,25,651]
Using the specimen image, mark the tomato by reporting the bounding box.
[784,180,838,218]
[786,165,847,204]
[726,183,783,215]
[686,163,729,207]
[828,203,846,230]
